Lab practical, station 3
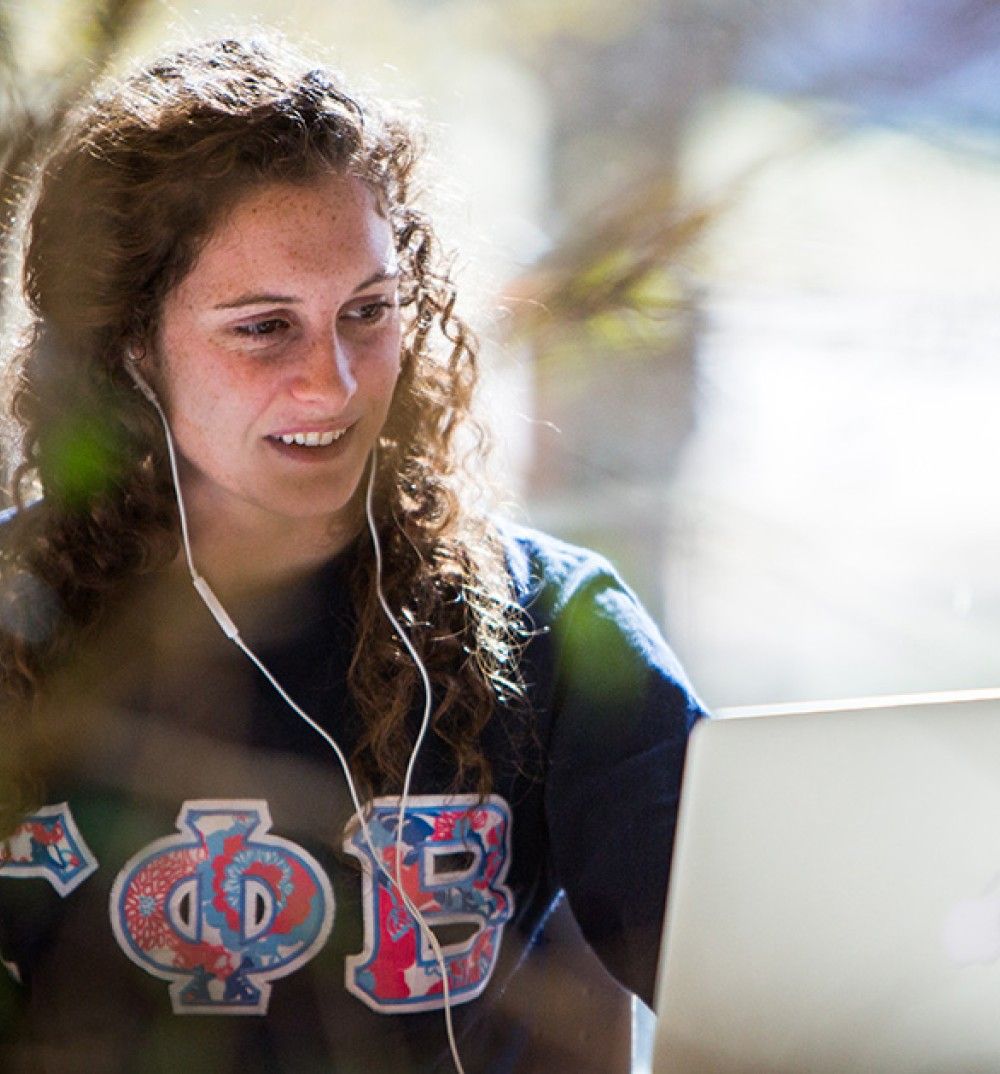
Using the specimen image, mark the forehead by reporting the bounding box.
[175,174,396,300]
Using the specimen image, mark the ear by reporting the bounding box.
[124,347,158,405]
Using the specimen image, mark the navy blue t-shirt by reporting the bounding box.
[0,520,703,1072]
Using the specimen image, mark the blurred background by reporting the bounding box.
[1,0,998,713]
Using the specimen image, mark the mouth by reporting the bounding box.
[265,423,354,458]
[269,428,347,448]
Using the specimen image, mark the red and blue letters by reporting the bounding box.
[109,801,334,1014]
[344,795,514,1013]
[1,795,514,1015]
[0,802,97,896]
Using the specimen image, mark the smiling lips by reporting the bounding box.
[268,426,350,448]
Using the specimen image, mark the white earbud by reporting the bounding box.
[125,349,158,405]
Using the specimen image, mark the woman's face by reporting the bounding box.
[155,173,402,541]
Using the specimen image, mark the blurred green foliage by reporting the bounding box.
[44,409,124,506]
[554,593,643,711]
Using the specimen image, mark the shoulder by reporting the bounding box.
[492,517,702,704]
[0,500,43,531]
[0,503,25,555]
[492,517,621,616]
[0,501,64,645]
[0,500,46,559]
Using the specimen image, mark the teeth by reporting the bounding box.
[275,429,345,447]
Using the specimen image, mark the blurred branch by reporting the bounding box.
[509,0,1000,365]
[508,177,714,335]
[0,0,151,305]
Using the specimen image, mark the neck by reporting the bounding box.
[179,491,362,601]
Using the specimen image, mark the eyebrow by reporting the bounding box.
[212,269,401,311]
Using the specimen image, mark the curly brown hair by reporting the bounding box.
[0,35,526,835]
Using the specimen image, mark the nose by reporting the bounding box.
[288,331,357,411]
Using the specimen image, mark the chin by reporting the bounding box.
[260,483,366,527]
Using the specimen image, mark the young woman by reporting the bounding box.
[0,35,704,1074]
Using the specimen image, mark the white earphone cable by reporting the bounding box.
[128,359,466,1074]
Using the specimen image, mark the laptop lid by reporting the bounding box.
[653,689,1000,1074]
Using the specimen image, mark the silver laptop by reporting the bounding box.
[653,689,1000,1074]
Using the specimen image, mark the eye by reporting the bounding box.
[343,299,396,325]
[233,317,290,339]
